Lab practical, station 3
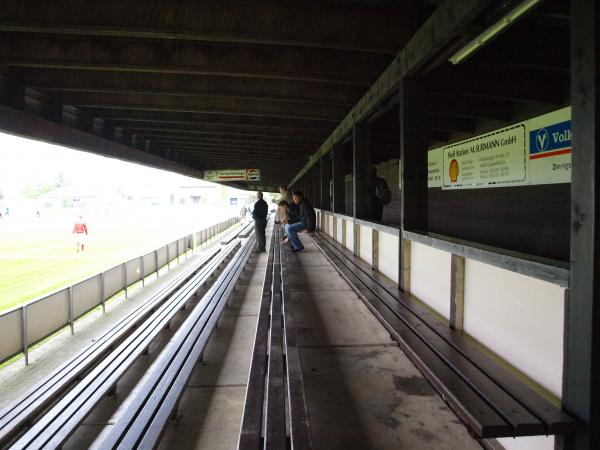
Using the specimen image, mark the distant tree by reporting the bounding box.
[0,190,4,201]
[22,181,55,199]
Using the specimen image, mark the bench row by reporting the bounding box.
[238,224,312,450]
[310,231,576,439]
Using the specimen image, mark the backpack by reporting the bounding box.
[375,178,392,205]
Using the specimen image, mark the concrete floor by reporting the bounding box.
[0,224,483,450]
[292,236,482,450]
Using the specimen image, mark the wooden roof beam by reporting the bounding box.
[0,36,390,86]
[288,0,497,186]
[14,69,363,107]
[61,93,346,122]
[0,0,413,54]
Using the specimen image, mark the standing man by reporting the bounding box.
[72,215,88,253]
[284,191,316,253]
[251,191,268,252]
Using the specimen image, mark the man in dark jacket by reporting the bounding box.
[284,191,315,252]
[251,191,268,252]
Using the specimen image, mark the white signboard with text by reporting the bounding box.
[428,107,571,189]
[204,168,261,182]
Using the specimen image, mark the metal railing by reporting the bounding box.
[0,216,240,366]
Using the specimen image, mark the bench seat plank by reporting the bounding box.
[96,236,255,449]
[238,233,276,449]
[313,232,576,436]
[0,246,222,447]
[10,243,239,450]
[314,235,572,437]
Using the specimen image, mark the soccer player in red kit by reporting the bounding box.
[72,215,88,252]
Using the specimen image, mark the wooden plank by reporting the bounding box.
[280,234,312,449]
[563,1,600,448]
[313,232,576,435]
[265,232,287,450]
[131,239,255,448]
[0,0,411,54]
[311,233,511,438]
[0,36,386,86]
[0,247,221,447]
[238,232,276,449]
[9,244,239,449]
[288,0,495,187]
[403,230,569,288]
[450,254,465,331]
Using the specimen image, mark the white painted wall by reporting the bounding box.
[359,224,372,265]
[463,259,565,398]
[336,218,343,243]
[410,242,451,320]
[345,219,354,252]
[378,231,399,284]
[498,435,554,450]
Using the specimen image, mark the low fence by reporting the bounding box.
[0,216,240,366]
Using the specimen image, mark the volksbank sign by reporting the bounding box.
[529,120,571,159]
[427,107,571,189]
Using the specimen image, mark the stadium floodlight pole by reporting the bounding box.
[448,0,545,65]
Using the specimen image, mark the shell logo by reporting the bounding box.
[449,159,459,182]
[246,168,260,181]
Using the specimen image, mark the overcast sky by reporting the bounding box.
[0,132,211,198]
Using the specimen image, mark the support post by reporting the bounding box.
[399,78,427,292]
[319,155,324,210]
[68,286,74,335]
[372,229,379,271]
[563,2,600,448]
[332,142,346,214]
[155,250,160,279]
[449,254,465,331]
[354,223,361,258]
[353,121,371,220]
[123,263,128,299]
[401,238,411,294]
[21,306,28,366]
[100,272,106,313]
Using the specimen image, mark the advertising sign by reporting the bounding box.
[204,169,261,182]
[427,107,571,189]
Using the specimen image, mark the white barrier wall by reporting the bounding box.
[410,242,452,320]
[359,225,373,265]
[464,259,565,396]
[345,219,354,252]
[378,231,399,284]
[336,217,343,242]
[317,210,566,450]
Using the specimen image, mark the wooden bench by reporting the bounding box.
[238,224,312,450]
[221,220,255,245]
[92,233,256,449]
[0,245,225,448]
[8,240,242,450]
[310,231,576,439]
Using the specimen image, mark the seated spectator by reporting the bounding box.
[278,200,299,245]
[284,191,316,253]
